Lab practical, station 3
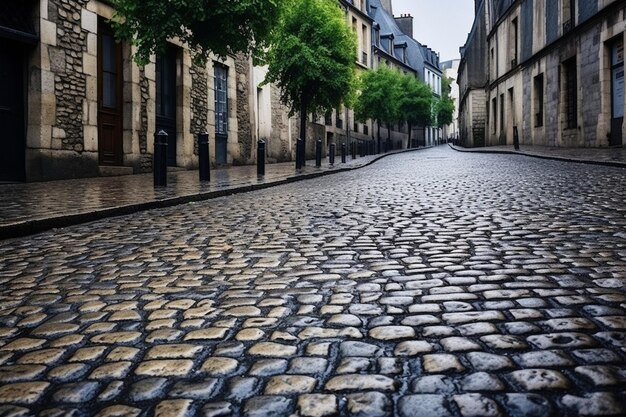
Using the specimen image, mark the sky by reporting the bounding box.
[391,0,476,62]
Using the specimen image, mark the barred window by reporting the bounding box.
[563,58,577,129]
[214,65,228,135]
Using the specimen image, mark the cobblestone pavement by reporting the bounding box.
[0,147,625,416]
[0,152,393,230]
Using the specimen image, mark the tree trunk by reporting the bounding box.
[377,120,381,154]
[299,96,307,165]
[407,123,412,149]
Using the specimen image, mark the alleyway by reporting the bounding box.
[0,147,625,416]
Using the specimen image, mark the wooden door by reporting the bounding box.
[97,20,124,165]
[0,39,26,181]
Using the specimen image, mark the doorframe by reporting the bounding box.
[0,38,27,181]
[155,43,180,167]
[97,18,124,166]
[609,36,624,147]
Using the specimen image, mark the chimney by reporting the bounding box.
[394,13,413,38]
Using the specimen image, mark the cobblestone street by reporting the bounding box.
[0,146,625,416]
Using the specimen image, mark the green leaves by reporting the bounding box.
[263,0,357,118]
[112,0,284,65]
[433,76,455,127]
[399,75,433,127]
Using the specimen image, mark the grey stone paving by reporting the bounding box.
[0,147,625,416]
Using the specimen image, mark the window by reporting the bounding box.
[336,108,343,129]
[352,17,357,33]
[325,111,332,126]
[361,24,368,65]
[500,93,504,133]
[492,97,497,133]
[101,32,118,109]
[511,17,518,67]
[563,57,577,129]
[214,64,228,135]
[533,74,544,127]
[490,48,495,78]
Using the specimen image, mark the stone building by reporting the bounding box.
[458,0,489,148]
[1,0,255,182]
[459,0,626,149]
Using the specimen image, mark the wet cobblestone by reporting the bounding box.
[0,147,625,415]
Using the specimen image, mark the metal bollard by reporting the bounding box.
[329,143,336,165]
[257,139,266,177]
[198,132,210,182]
[513,126,520,151]
[351,141,357,159]
[315,139,322,167]
[296,138,303,170]
[154,130,168,187]
[341,143,346,163]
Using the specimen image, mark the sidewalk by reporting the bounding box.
[0,149,419,240]
[449,143,626,167]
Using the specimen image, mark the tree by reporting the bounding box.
[354,66,403,152]
[262,0,357,161]
[398,75,433,148]
[112,0,284,65]
[434,76,455,128]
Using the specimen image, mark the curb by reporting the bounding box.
[448,144,626,168]
[0,147,424,240]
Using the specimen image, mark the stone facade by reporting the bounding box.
[189,63,208,157]
[234,53,254,165]
[5,0,439,182]
[459,0,626,149]
[11,0,254,181]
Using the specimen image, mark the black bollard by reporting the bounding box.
[154,130,168,187]
[329,143,336,165]
[341,143,346,163]
[315,139,322,168]
[257,139,266,177]
[296,138,303,170]
[513,126,520,150]
[351,141,357,159]
[198,132,210,182]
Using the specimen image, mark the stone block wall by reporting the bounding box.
[190,63,208,156]
[234,53,254,165]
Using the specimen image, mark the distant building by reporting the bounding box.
[440,59,461,142]
[459,0,625,149]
